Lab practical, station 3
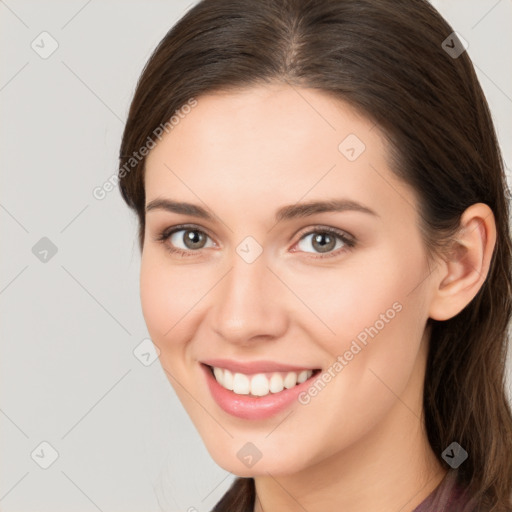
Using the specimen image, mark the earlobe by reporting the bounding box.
[428,203,496,321]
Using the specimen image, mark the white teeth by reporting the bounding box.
[213,366,223,383]
[283,371,297,389]
[269,373,284,393]
[232,372,250,394]
[297,370,309,384]
[211,366,314,397]
[223,369,234,391]
[250,374,269,396]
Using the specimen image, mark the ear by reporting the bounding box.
[428,203,497,321]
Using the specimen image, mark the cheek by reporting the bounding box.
[304,242,430,416]
[140,259,169,340]
[139,253,199,343]
[303,248,425,350]
[283,268,428,464]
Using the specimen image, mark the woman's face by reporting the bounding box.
[141,84,440,476]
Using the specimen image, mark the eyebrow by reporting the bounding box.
[145,197,379,222]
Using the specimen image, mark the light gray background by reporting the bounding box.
[1,1,511,511]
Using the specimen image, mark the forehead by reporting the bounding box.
[147,83,380,167]
[144,84,416,224]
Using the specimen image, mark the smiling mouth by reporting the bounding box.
[205,364,322,398]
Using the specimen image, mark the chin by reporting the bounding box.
[205,441,308,477]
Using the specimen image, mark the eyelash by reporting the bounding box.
[153,223,356,260]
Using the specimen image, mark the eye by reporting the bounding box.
[154,224,355,259]
[292,226,355,259]
[154,224,215,257]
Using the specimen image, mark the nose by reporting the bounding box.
[210,251,288,346]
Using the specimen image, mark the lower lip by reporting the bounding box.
[201,363,319,420]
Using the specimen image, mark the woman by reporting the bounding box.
[118,0,512,510]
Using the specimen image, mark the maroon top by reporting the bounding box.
[213,469,480,512]
[412,469,476,512]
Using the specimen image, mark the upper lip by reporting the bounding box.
[201,358,319,374]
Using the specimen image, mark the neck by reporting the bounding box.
[252,337,447,512]
[253,437,446,512]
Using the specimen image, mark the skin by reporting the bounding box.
[140,83,496,512]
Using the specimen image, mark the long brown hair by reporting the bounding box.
[118,0,512,510]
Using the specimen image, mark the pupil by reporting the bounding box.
[313,233,335,253]
[185,230,204,248]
